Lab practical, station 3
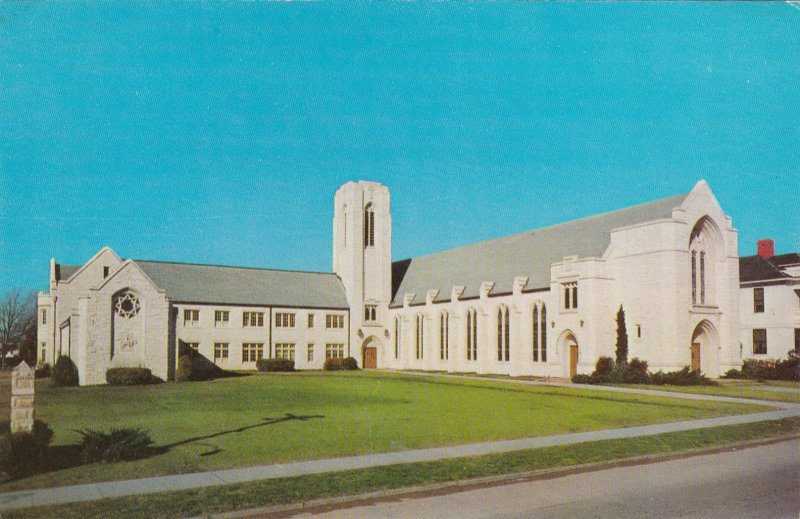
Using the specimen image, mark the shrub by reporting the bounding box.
[106,367,153,386]
[324,358,344,371]
[649,367,716,386]
[256,358,295,372]
[628,357,649,375]
[725,354,799,382]
[52,355,79,387]
[78,427,153,463]
[35,363,52,379]
[0,420,53,480]
[571,374,593,384]
[595,357,615,376]
[342,357,359,370]
[175,354,194,382]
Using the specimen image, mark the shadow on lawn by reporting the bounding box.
[6,413,322,484]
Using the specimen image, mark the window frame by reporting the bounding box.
[753,287,765,313]
[213,342,229,362]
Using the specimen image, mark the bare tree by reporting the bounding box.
[0,288,37,370]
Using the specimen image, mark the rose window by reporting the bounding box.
[114,291,141,319]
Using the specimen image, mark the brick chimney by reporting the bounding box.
[757,239,775,259]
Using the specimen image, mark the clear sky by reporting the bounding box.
[1,2,798,294]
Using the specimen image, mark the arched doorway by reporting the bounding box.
[558,331,579,378]
[691,320,719,376]
[362,336,381,369]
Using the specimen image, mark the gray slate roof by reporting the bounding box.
[739,253,800,284]
[135,261,349,309]
[391,193,689,306]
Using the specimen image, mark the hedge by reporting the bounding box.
[323,357,359,371]
[106,367,154,386]
[256,358,295,372]
[723,353,799,381]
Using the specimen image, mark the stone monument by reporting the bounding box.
[11,361,35,433]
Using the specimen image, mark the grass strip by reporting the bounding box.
[5,417,800,519]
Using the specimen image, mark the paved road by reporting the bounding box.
[292,439,800,519]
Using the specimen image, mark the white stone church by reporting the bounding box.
[37,180,799,385]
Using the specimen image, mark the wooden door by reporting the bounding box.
[363,347,377,369]
[569,345,579,378]
[691,343,701,371]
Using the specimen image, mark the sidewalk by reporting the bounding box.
[2,379,798,512]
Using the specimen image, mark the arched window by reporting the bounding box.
[440,311,449,361]
[689,217,720,306]
[497,306,509,361]
[394,316,401,359]
[466,308,478,361]
[532,303,547,362]
[364,203,375,248]
[541,304,547,362]
[415,314,424,360]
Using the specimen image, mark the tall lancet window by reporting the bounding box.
[532,303,547,362]
[497,306,509,362]
[364,203,375,248]
[691,251,698,305]
[440,311,449,361]
[466,308,478,361]
[415,314,424,360]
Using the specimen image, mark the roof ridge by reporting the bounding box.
[393,191,689,264]
[133,259,337,276]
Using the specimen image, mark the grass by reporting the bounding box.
[610,379,800,403]
[6,416,799,519]
[0,371,769,491]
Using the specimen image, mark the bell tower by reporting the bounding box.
[333,182,392,363]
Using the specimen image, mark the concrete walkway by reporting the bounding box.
[1,378,798,512]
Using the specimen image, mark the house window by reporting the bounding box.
[364,305,377,322]
[440,311,449,361]
[242,343,264,362]
[41,309,47,325]
[103,266,110,278]
[185,342,199,352]
[753,288,765,313]
[700,252,706,305]
[541,305,547,362]
[497,306,509,362]
[394,317,401,359]
[325,343,344,359]
[466,308,478,361]
[275,313,295,328]
[213,343,229,362]
[214,310,229,326]
[326,314,344,329]
[243,312,265,327]
[40,342,46,363]
[563,283,578,310]
[795,329,800,355]
[752,329,767,355]
[636,325,642,339]
[184,309,200,326]
[308,314,315,328]
[307,343,314,362]
[273,343,294,361]
[415,314,424,360]
[364,203,375,248]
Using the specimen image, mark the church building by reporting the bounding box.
[37,180,790,385]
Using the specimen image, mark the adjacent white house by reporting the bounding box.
[36,180,794,385]
[739,240,800,361]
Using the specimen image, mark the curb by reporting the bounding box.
[185,432,800,519]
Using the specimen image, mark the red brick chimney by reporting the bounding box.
[757,239,775,259]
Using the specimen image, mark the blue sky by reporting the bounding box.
[1,2,798,293]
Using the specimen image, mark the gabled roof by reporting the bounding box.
[134,260,349,309]
[739,253,800,284]
[391,192,689,306]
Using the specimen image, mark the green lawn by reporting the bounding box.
[7,417,800,519]
[3,371,768,491]
[610,379,800,403]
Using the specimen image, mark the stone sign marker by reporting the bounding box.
[11,361,35,433]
